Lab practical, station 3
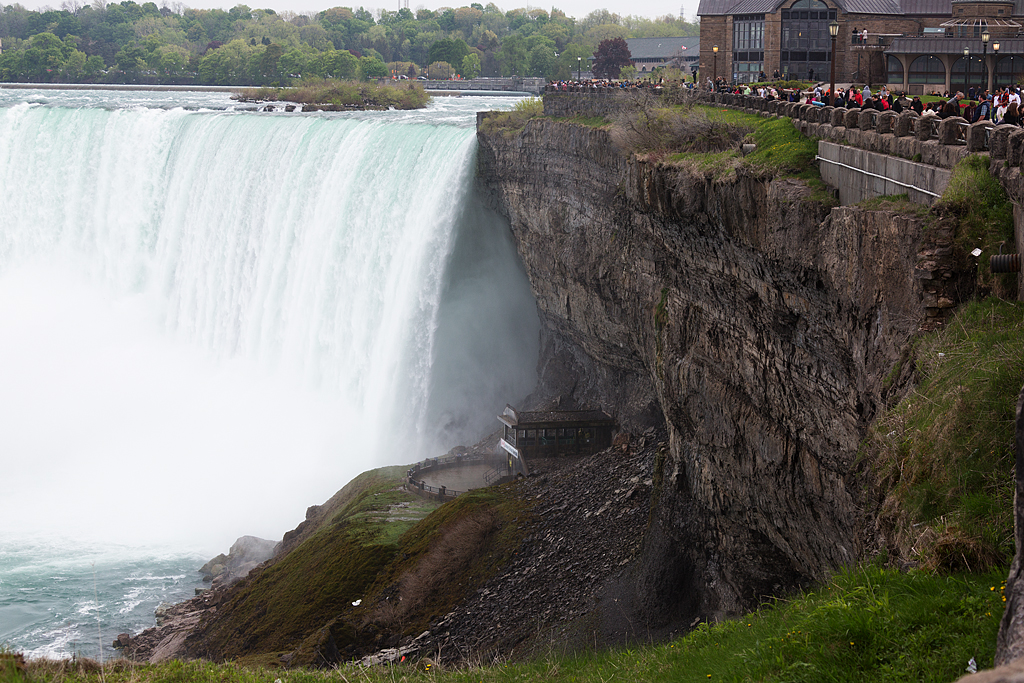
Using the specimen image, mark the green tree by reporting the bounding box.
[427,60,451,79]
[496,32,527,76]
[314,48,359,79]
[359,54,387,80]
[22,32,69,81]
[256,42,283,83]
[156,44,189,77]
[428,37,468,67]
[279,47,309,77]
[61,49,87,80]
[460,52,480,79]
[114,41,146,78]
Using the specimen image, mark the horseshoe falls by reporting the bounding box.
[0,94,539,581]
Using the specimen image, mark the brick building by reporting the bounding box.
[698,0,1024,92]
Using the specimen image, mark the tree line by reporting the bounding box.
[0,1,697,85]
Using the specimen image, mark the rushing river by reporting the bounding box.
[0,88,539,659]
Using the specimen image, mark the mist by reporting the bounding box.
[0,102,539,556]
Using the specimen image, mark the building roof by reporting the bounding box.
[697,0,1018,15]
[696,0,773,15]
[625,36,700,59]
[498,404,614,427]
[842,0,904,13]
[886,35,1024,51]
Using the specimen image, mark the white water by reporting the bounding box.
[0,91,539,656]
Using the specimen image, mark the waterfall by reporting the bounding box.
[0,101,539,550]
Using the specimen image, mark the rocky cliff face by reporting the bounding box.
[476,117,971,629]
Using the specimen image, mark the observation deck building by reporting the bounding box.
[698,0,1024,93]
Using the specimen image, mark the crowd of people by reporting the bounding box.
[548,74,1024,127]
[547,78,666,90]
[710,78,1024,125]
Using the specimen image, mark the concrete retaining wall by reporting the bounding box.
[818,141,952,205]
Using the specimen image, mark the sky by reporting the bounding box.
[15,0,702,30]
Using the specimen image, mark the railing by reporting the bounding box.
[409,479,468,498]
[955,121,969,145]
[406,451,495,502]
[483,467,507,486]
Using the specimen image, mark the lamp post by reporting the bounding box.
[982,29,991,93]
[829,19,839,106]
[964,45,970,94]
[994,42,1000,90]
[577,56,581,82]
[712,44,718,89]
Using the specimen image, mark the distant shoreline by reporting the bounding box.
[0,83,532,97]
[0,83,238,92]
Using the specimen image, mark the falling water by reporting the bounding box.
[0,91,539,657]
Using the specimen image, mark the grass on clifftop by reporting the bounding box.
[5,565,1005,683]
[869,297,1024,573]
[933,154,1016,298]
[477,97,544,137]
[655,106,817,180]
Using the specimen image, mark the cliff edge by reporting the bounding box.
[476,115,970,631]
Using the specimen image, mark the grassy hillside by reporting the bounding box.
[5,565,1006,682]
[184,466,531,667]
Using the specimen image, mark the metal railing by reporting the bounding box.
[955,121,969,145]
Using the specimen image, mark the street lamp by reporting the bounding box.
[982,29,991,92]
[994,42,1001,88]
[712,44,718,89]
[577,56,581,82]
[829,19,839,106]
[964,45,970,93]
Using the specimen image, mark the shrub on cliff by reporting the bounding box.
[611,95,752,157]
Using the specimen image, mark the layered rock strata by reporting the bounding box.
[475,117,971,630]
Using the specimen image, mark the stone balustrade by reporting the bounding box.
[539,88,1004,171]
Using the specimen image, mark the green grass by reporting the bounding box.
[657,106,817,179]
[7,565,1006,683]
[550,114,610,127]
[192,470,431,664]
[153,469,533,666]
[870,297,1024,572]
[933,154,1016,297]
[478,97,544,137]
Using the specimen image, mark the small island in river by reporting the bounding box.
[232,79,430,111]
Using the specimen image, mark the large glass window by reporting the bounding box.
[908,55,945,84]
[995,55,1024,87]
[887,55,905,85]
[952,55,984,91]
[732,14,765,83]
[780,0,836,81]
[733,14,764,50]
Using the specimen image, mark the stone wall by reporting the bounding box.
[818,141,952,204]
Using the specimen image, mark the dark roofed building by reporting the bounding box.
[497,405,615,475]
[626,36,701,73]
[698,0,1024,91]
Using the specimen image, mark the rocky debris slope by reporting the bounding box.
[419,428,666,662]
[475,116,972,633]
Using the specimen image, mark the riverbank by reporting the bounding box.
[0,83,237,92]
